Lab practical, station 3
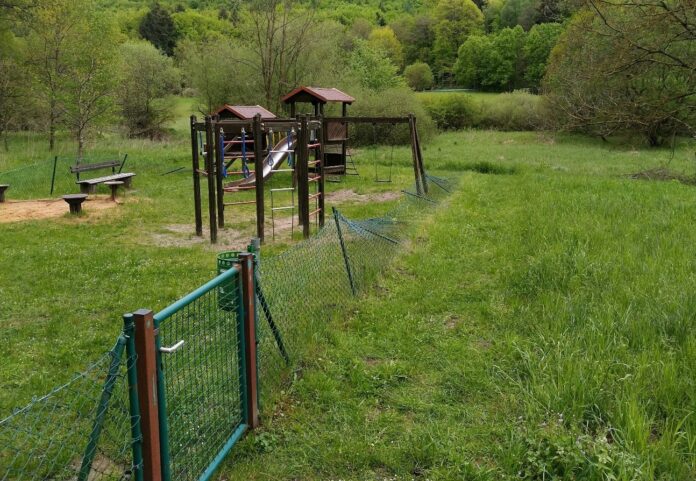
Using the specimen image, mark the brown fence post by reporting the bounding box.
[252,114,265,243]
[239,253,259,428]
[298,115,310,238]
[318,116,326,228]
[204,116,218,243]
[133,309,163,481]
[190,116,203,237]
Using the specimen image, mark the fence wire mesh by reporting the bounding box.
[0,339,135,481]
[155,270,244,481]
[0,173,453,481]
[255,175,453,401]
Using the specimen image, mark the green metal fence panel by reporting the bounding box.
[153,265,247,481]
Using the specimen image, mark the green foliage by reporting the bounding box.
[0,31,25,150]
[118,42,181,138]
[171,8,234,41]
[348,39,404,92]
[523,22,562,87]
[432,0,484,75]
[403,61,434,91]
[391,14,435,67]
[139,2,179,56]
[544,4,696,144]
[499,0,538,30]
[367,25,403,68]
[475,90,547,130]
[419,92,478,130]
[348,86,436,144]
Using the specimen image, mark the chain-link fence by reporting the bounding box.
[0,338,136,481]
[0,175,453,480]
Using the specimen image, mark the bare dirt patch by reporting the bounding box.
[0,196,120,224]
[326,189,401,204]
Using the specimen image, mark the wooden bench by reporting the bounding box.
[70,156,135,194]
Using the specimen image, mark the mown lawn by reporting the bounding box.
[1,125,695,479]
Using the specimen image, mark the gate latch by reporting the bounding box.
[160,340,185,354]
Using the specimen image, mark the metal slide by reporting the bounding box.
[226,136,296,188]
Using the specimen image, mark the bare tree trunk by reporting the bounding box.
[49,97,56,151]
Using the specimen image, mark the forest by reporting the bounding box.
[0,0,693,157]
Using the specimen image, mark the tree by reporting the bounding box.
[492,25,527,90]
[544,2,696,145]
[350,17,372,39]
[247,0,317,111]
[499,0,539,30]
[523,22,562,88]
[404,62,434,91]
[391,14,436,66]
[0,31,25,151]
[454,34,496,88]
[349,39,404,92]
[368,26,403,68]
[60,10,120,160]
[119,42,180,138]
[432,0,484,75]
[139,2,179,56]
[26,0,84,151]
[177,38,253,114]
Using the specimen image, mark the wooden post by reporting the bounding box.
[318,116,326,227]
[132,309,163,481]
[191,116,203,236]
[298,115,310,238]
[412,116,428,195]
[341,103,348,173]
[239,253,259,428]
[408,114,423,196]
[205,116,218,243]
[252,114,265,243]
[215,124,225,228]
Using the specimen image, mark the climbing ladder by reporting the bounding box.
[270,128,296,240]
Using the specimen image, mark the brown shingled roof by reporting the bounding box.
[212,104,277,119]
[281,86,355,104]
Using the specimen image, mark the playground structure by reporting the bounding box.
[190,87,429,244]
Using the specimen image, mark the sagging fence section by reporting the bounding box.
[0,177,452,481]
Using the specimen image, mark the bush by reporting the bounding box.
[419,93,479,130]
[348,86,436,145]
[404,62,434,91]
[476,91,548,131]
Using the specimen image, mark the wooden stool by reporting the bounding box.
[62,194,88,214]
[104,180,124,201]
[0,184,9,203]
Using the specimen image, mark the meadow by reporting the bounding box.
[1,107,695,479]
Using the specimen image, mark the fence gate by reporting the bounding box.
[131,253,258,481]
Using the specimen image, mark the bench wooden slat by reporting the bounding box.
[70,160,122,174]
[76,173,135,185]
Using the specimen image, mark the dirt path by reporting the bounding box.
[0,197,119,223]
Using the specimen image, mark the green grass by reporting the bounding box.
[2,120,696,479]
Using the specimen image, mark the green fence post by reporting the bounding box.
[333,207,357,295]
[50,156,58,195]
[77,335,127,481]
[123,314,145,481]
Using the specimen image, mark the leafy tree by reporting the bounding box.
[60,10,120,160]
[404,61,434,91]
[454,34,496,88]
[483,0,505,32]
[350,17,372,39]
[139,2,179,56]
[499,0,539,30]
[544,2,696,145]
[119,42,180,138]
[177,38,252,113]
[368,26,403,68]
[0,31,25,150]
[391,14,435,66]
[247,0,317,111]
[172,9,232,41]
[492,25,526,90]
[523,22,562,88]
[432,0,484,75]
[349,39,404,91]
[26,0,84,151]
